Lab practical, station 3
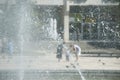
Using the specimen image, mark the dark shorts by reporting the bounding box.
[56,53,62,59]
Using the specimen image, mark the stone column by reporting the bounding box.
[64,0,70,42]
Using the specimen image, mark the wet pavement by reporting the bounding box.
[0,53,120,71]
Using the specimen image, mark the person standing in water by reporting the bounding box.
[63,42,71,62]
[56,43,63,62]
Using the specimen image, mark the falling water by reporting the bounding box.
[17,1,33,80]
[18,3,26,80]
[48,18,58,40]
[15,0,60,80]
[0,0,119,80]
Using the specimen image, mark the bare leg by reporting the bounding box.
[75,54,79,62]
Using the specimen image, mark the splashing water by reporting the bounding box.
[14,0,61,80]
[48,18,58,40]
[72,63,86,80]
[70,56,86,80]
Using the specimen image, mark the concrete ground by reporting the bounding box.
[0,41,120,71]
[0,53,120,71]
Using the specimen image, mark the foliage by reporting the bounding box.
[69,5,120,40]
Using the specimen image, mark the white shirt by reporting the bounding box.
[73,44,81,55]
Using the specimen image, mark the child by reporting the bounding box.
[65,50,70,62]
[56,43,63,62]
[63,42,70,62]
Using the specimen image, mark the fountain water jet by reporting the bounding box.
[73,63,86,80]
[14,0,61,80]
[16,1,33,80]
